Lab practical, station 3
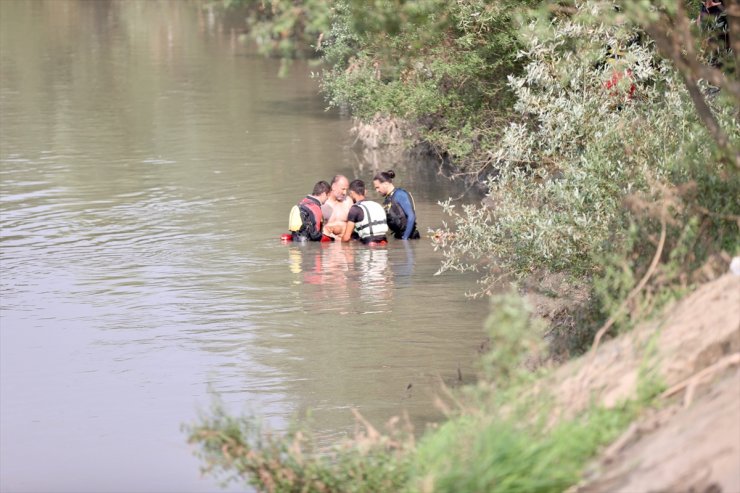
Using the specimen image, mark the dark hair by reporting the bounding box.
[313,180,330,196]
[373,169,395,183]
[349,179,365,196]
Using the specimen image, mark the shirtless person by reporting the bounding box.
[322,175,354,237]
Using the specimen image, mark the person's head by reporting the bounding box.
[372,169,396,196]
[330,175,349,202]
[348,179,365,202]
[312,180,331,204]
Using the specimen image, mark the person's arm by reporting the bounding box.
[341,221,355,242]
[396,191,416,240]
[341,205,361,242]
[307,215,323,241]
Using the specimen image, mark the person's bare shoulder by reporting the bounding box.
[339,197,354,213]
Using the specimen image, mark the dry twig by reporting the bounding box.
[661,352,740,407]
[590,216,667,354]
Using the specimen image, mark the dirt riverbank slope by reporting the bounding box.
[548,272,740,492]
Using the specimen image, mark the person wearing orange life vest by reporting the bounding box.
[292,180,330,242]
[341,179,389,245]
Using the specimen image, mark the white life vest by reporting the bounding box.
[354,200,389,240]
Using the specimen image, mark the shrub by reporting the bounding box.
[219,0,332,59]
[411,403,636,493]
[185,403,413,493]
[320,0,536,167]
[434,1,739,293]
[479,292,544,384]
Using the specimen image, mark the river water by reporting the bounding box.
[0,1,489,492]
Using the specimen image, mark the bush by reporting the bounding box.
[185,403,413,493]
[320,0,536,167]
[411,403,636,493]
[434,1,739,293]
[218,0,332,59]
[479,292,544,384]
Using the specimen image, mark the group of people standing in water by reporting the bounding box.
[288,170,419,245]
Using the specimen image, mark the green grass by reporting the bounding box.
[412,404,636,493]
[186,292,668,493]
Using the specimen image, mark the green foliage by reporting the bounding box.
[591,196,737,334]
[410,314,668,493]
[185,401,412,492]
[635,332,667,405]
[411,403,635,493]
[435,0,739,294]
[320,0,534,163]
[480,292,544,384]
[217,0,332,59]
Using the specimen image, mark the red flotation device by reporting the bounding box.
[280,233,334,243]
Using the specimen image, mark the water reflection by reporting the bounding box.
[265,239,483,443]
[286,240,418,315]
[355,246,391,310]
[393,240,416,282]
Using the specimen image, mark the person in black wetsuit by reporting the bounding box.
[372,170,420,240]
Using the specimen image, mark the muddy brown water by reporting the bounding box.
[0,1,489,491]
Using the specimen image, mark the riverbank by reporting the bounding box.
[189,2,739,490]
[186,266,740,492]
[571,271,740,492]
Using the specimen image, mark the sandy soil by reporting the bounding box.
[577,370,740,493]
[547,272,740,492]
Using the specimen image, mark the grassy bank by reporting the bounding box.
[184,292,673,492]
[189,1,739,490]
[185,274,740,492]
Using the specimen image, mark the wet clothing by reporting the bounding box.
[292,196,324,241]
[347,200,388,244]
[383,188,420,240]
